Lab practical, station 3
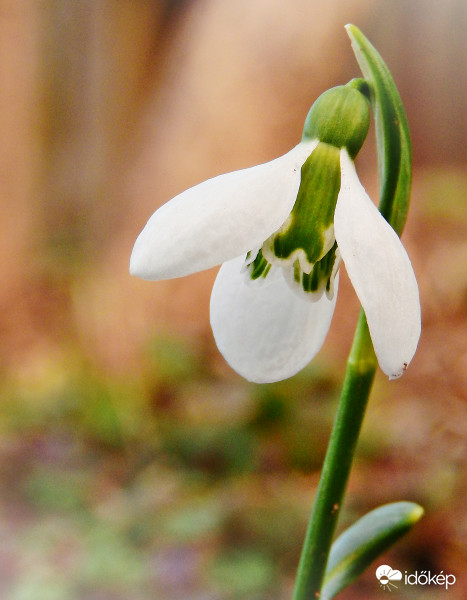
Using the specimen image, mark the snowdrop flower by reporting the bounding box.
[130,82,420,383]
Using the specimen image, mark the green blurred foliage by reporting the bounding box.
[0,334,346,599]
[1,330,464,599]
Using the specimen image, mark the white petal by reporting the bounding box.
[334,150,421,379]
[210,255,338,383]
[130,140,318,280]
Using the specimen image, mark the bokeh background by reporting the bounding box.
[0,0,466,598]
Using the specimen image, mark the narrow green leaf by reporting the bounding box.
[321,501,424,599]
[345,24,412,235]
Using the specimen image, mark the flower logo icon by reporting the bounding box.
[376,565,403,591]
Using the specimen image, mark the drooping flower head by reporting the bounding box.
[130,79,420,384]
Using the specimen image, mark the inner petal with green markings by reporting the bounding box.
[245,142,342,300]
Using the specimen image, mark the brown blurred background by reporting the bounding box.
[0,1,466,598]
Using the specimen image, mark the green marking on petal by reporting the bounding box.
[283,243,341,302]
[301,242,339,295]
[263,143,341,271]
[293,260,301,284]
[246,249,272,281]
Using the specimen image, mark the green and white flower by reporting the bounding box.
[130,83,420,383]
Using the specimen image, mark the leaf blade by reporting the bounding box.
[322,501,424,599]
[345,24,412,235]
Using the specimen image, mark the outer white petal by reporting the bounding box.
[130,140,318,280]
[210,255,338,383]
[334,149,421,379]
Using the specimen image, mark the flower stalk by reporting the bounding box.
[292,311,376,599]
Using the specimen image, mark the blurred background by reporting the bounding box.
[0,0,466,598]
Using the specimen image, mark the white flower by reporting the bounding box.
[130,87,421,384]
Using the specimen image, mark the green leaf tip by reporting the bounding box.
[321,501,424,599]
[345,24,412,236]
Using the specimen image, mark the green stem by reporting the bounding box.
[292,309,377,600]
